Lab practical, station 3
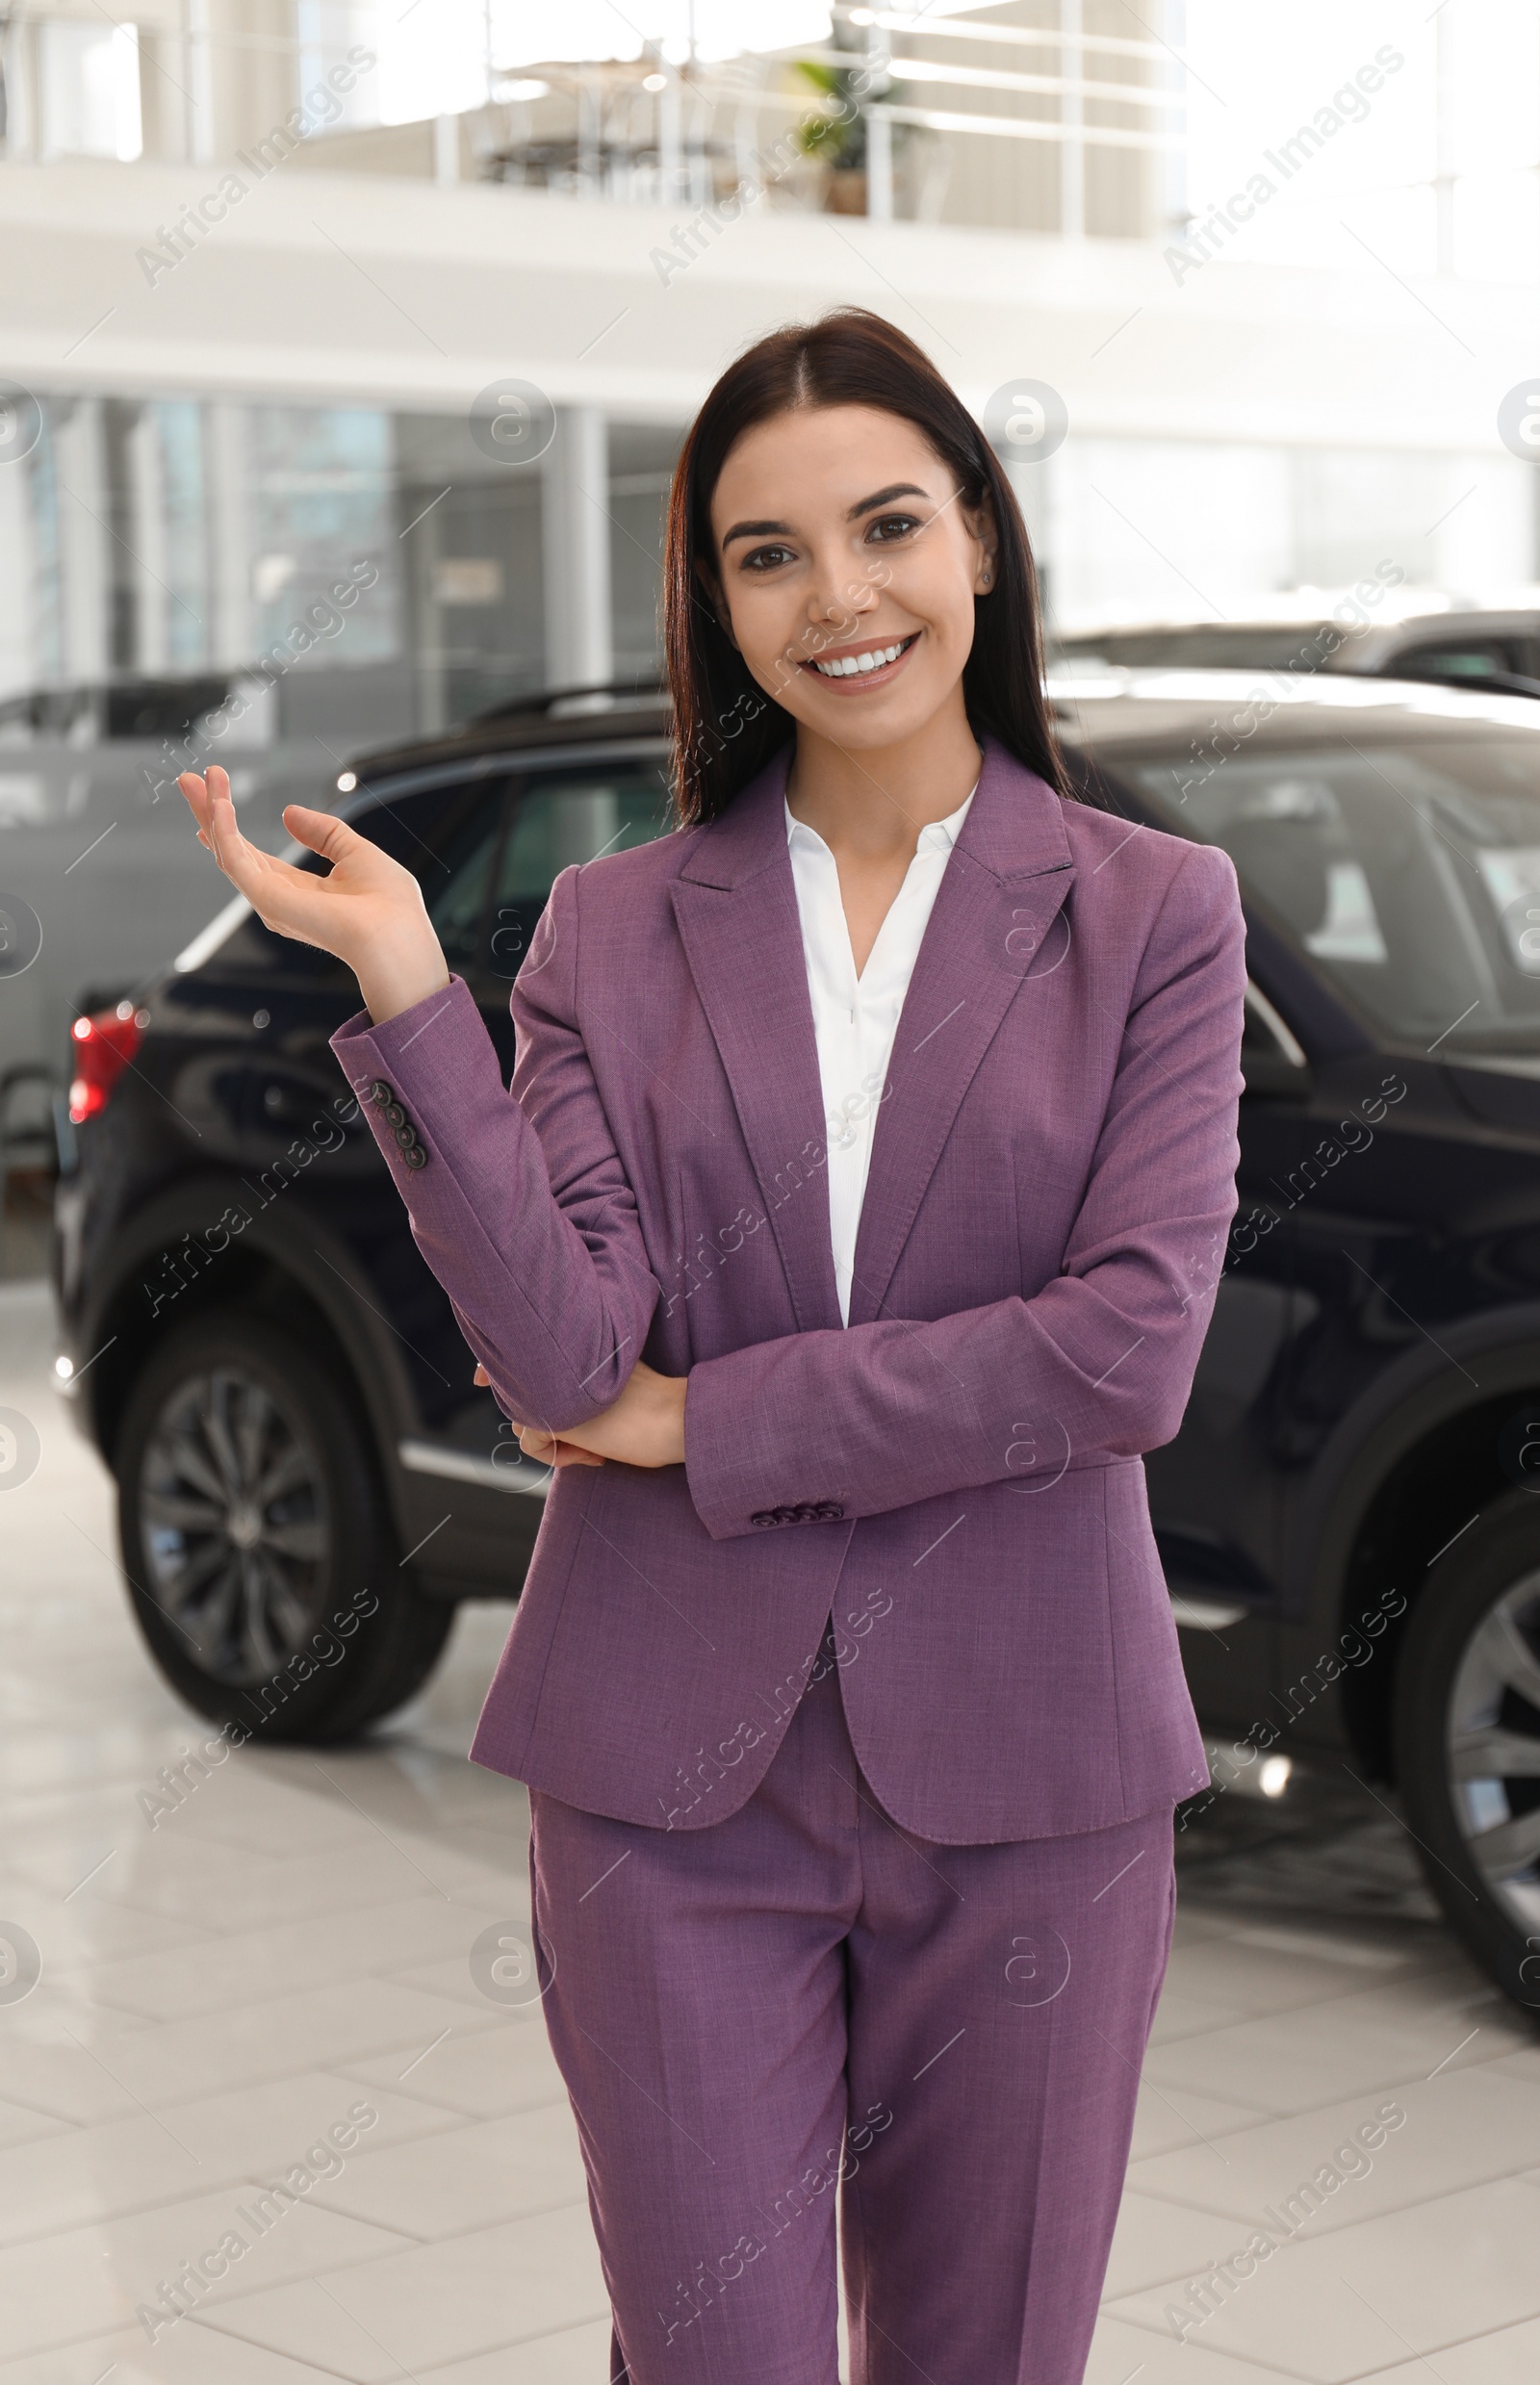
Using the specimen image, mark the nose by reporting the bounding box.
[805,564,878,639]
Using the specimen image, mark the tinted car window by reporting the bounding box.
[1053,628,1340,673]
[1393,640,1525,684]
[484,760,673,983]
[418,791,507,979]
[1123,729,1540,1053]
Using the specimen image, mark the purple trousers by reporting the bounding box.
[527,1626,1176,2384]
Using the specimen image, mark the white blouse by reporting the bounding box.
[784,782,977,1327]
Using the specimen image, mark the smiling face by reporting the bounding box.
[702,403,995,755]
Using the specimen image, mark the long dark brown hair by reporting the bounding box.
[663,307,1067,827]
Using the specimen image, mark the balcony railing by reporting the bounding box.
[0,1,1186,241]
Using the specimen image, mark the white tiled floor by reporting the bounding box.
[2,1276,1537,2383]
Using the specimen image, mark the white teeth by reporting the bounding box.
[812,639,907,679]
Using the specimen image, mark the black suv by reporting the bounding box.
[55,672,1540,2011]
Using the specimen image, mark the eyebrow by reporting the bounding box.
[719,482,931,550]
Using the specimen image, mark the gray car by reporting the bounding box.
[1050,606,1540,702]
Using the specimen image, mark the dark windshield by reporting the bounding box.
[1122,728,1540,1055]
[1053,627,1343,672]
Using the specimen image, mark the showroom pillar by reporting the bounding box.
[126,404,169,673]
[54,397,111,686]
[206,401,252,670]
[1006,456,1056,620]
[542,406,612,692]
[0,455,32,698]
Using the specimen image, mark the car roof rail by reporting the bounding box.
[468,677,669,727]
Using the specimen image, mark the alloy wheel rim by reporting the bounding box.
[139,1367,329,1686]
[1446,1568,1540,1936]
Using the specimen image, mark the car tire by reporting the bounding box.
[1392,1492,1540,2015]
[117,1314,453,1743]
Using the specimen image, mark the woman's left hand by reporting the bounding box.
[473,1358,687,1471]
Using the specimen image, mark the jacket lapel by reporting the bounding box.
[846,738,1075,1328]
[669,747,843,1332]
[667,735,1076,1337]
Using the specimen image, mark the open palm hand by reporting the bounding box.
[178,767,449,1025]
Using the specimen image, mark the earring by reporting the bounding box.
[981,570,991,587]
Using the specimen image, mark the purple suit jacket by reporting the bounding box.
[331,736,1245,1842]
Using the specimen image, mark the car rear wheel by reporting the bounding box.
[1393,1492,1540,2014]
[118,1315,453,1742]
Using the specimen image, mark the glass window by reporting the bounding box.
[1393,640,1526,686]
[1052,627,1339,674]
[1119,728,1540,1054]
[418,797,505,978]
[484,760,672,982]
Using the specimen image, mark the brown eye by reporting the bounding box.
[741,544,795,572]
[867,514,921,543]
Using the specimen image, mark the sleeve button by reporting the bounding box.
[370,1080,392,1107]
[403,1145,427,1170]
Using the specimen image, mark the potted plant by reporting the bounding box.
[793,57,874,215]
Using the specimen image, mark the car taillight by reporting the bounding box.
[69,1002,146,1124]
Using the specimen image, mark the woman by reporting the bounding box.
[180,309,1245,2385]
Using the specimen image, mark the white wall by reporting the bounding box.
[1427,456,1536,598]
[1047,441,1294,628]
